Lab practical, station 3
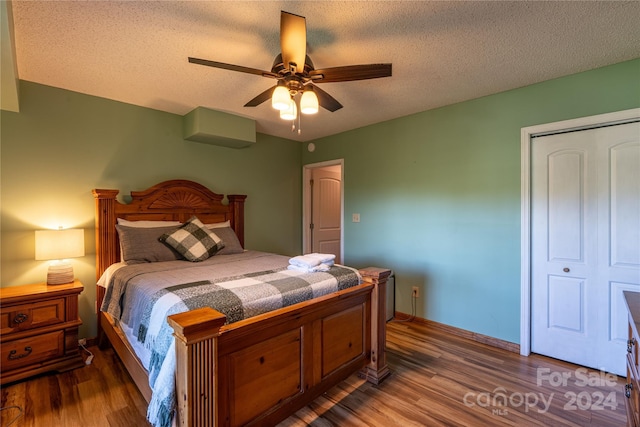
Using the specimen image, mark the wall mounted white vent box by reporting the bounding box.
[183,107,256,149]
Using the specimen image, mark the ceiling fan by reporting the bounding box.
[188,11,392,118]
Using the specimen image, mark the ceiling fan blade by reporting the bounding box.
[244,86,277,107]
[188,57,278,78]
[313,86,343,112]
[309,64,392,83]
[280,11,307,73]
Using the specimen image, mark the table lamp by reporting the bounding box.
[35,228,85,285]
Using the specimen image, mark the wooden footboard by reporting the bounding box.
[167,268,390,427]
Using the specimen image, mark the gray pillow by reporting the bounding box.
[214,227,244,255]
[159,216,223,262]
[116,225,182,264]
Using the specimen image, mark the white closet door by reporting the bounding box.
[531,121,640,375]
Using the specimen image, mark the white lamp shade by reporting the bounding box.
[300,90,319,115]
[280,98,297,120]
[271,85,291,111]
[35,229,85,260]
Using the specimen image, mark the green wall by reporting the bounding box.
[2,59,638,345]
[0,81,302,338]
[304,58,640,344]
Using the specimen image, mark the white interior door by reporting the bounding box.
[310,166,342,262]
[531,121,640,376]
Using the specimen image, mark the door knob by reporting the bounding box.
[563,267,570,273]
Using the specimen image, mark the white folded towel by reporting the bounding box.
[289,253,336,268]
[287,263,331,273]
[310,253,336,263]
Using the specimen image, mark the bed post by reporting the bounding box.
[227,194,246,247]
[358,267,392,385]
[168,307,227,427]
[92,189,120,280]
[92,188,120,346]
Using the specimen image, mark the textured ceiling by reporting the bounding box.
[8,1,640,142]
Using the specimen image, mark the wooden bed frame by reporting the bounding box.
[92,179,391,427]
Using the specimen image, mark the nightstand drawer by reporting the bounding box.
[1,330,64,371]
[0,298,65,335]
[0,280,84,385]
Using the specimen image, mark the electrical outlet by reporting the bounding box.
[78,338,87,346]
[412,286,419,298]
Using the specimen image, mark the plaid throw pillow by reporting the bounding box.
[159,216,224,262]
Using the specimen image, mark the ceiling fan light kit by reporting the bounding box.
[280,99,297,121]
[300,90,319,115]
[272,84,291,111]
[189,11,392,132]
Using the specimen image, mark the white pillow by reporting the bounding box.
[205,220,231,229]
[97,262,126,288]
[117,218,230,229]
[117,218,181,227]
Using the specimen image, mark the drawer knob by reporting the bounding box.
[8,346,32,360]
[13,313,28,324]
[629,338,636,353]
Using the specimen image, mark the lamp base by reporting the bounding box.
[47,262,74,285]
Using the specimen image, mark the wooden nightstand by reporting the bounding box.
[0,279,85,385]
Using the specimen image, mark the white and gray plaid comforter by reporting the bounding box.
[101,250,361,427]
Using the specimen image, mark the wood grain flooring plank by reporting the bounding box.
[0,320,627,426]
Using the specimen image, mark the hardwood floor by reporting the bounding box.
[1,320,627,426]
[0,345,149,427]
[282,321,626,427]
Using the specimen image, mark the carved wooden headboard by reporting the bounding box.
[92,179,246,281]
